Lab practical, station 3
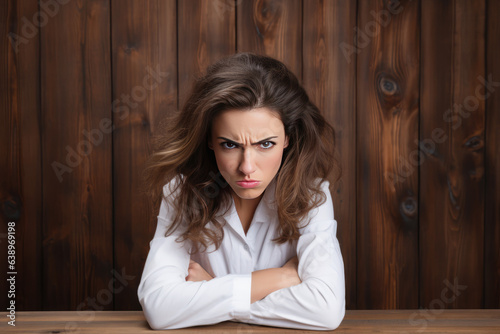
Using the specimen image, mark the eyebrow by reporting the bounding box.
[217,136,278,146]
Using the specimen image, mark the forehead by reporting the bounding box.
[212,107,284,135]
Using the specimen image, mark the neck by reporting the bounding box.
[231,190,264,215]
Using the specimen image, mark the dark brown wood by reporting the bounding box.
[420,0,485,308]
[302,0,357,309]
[1,0,499,313]
[237,0,302,79]
[178,0,236,109]
[111,0,178,310]
[41,0,113,310]
[0,0,42,310]
[484,0,500,309]
[2,310,500,333]
[356,0,420,309]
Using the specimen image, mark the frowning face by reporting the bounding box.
[208,107,289,206]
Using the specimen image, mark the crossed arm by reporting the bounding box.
[140,180,344,330]
[186,255,302,303]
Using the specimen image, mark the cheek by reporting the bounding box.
[260,151,284,172]
[214,151,236,172]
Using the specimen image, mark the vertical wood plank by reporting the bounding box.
[484,0,499,309]
[302,0,357,310]
[111,0,177,310]
[178,0,236,109]
[0,0,42,310]
[237,0,302,79]
[41,0,113,310]
[420,0,485,308]
[356,0,419,309]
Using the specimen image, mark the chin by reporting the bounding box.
[232,188,264,200]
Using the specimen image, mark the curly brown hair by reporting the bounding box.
[141,52,340,256]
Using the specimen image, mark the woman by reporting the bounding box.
[138,53,345,330]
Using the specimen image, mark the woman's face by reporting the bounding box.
[208,107,289,203]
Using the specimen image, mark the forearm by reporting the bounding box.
[250,267,287,303]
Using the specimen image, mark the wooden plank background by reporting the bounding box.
[0,0,498,312]
[356,0,420,309]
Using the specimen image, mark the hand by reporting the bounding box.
[281,255,302,287]
[186,259,214,282]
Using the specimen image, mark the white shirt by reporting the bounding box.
[137,176,346,330]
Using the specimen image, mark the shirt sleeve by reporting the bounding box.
[137,180,252,330]
[243,179,346,330]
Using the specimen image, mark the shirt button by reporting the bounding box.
[244,244,250,251]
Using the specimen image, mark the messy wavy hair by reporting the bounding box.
[141,52,340,256]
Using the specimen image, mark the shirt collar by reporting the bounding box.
[227,176,278,227]
[262,176,278,210]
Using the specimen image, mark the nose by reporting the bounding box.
[239,148,256,175]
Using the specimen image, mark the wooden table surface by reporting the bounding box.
[1,309,499,333]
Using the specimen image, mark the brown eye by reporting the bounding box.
[260,141,276,149]
[221,142,237,149]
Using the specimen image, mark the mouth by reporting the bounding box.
[236,180,261,188]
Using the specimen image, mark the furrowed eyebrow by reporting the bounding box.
[217,136,278,146]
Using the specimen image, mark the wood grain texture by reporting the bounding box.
[1,310,500,333]
[484,0,500,309]
[111,0,177,310]
[0,0,42,310]
[41,0,113,310]
[420,0,485,308]
[302,0,357,309]
[1,0,499,313]
[178,0,236,109]
[356,0,420,309]
[237,0,302,79]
